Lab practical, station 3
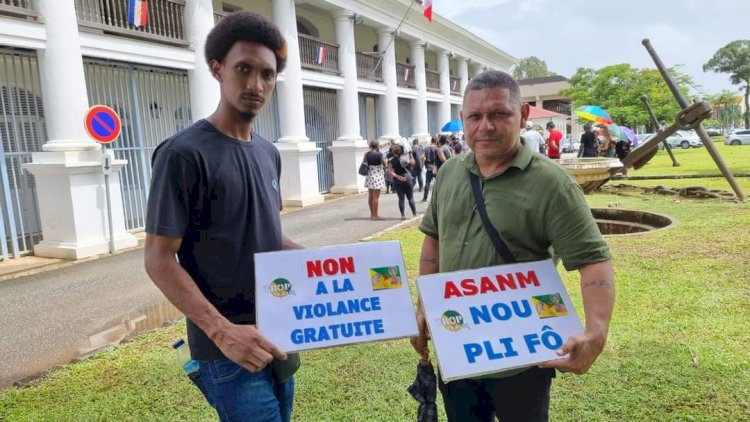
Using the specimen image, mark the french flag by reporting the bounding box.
[423,0,433,22]
[128,0,148,28]
[316,46,327,65]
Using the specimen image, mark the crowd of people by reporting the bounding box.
[519,121,563,159]
[362,133,469,220]
[520,121,632,176]
[365,118,636,220]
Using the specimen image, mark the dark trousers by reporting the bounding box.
[393,178,416,217]
[411,166,424,191]
[438,367,555,422]
[423,166,436,200]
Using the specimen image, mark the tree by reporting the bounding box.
[560,64,695,131]
[703,40,750,129]
[708,90,743,130]
[511,56,554,80]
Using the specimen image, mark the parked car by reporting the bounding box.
[666,130,703,149]
[636,133,655,148]
[724,129,750,145]
[705,127,722,137]
[561,136,579,153]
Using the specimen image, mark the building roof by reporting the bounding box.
[528,106,567,119]
[518,75,568,85]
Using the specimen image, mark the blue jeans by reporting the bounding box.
[198,359,295,422]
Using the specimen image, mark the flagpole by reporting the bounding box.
[372,0,419,77]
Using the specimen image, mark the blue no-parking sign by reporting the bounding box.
[84,105,122,144]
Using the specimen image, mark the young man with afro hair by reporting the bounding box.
[145,12,302,422]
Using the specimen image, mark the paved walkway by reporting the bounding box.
[0,190,430,388]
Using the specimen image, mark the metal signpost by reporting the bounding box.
[83,105,122,254]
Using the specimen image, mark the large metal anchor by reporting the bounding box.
[619,39,745,201]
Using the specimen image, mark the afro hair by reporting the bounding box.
[205,12,288,74]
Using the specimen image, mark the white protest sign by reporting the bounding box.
[417,259,583,382]
[255,241,418,352]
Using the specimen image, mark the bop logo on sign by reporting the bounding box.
[440,310,466,332]
[268,278,293,298]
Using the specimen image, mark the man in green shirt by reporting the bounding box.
[411,70,615,422]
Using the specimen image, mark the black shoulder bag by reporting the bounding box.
[469,173,516,264]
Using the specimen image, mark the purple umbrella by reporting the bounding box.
[606,124,638,145]
[620,126,638,146]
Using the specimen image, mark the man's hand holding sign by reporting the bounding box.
[539,260,614,374]
[255,241,418,353]
[412,70,615,421]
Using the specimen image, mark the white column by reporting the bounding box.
[457,57,469,97]
[409,40,429,142]
[37,0,96,152]
[185,0,219,120]
[23,0,136,259]
[273,0,323,207]
[329,10,367,194]
[437,49,451,129]
[471,62,484,78]
[377,27,399,141]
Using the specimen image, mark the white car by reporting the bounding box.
[640,132,702,150]
[666,130,703,149]
[725,129,750,145]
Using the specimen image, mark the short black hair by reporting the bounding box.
[464,70,521,106]
[205,12,288,73]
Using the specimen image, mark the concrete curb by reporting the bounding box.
[281,191,367,215]
[0,239,146,283]
[360,214,424,242]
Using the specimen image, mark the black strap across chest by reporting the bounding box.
[469,172,517,264]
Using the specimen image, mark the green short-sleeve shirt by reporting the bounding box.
[419,144,610,272]
[419,143,611,379]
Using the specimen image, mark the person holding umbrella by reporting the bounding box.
[598,125,616,157]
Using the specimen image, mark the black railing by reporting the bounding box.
[425,69,440,92]
[450,76,461,95]
[298,34,339,74]
[0,0,37,19]
[356,52,382,82]
[74,0,187,46]
[396,62,415,88]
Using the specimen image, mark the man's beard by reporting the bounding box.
[238,111,256,122]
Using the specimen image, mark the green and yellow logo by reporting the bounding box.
[440,310,466,332]
[268,278,293,298]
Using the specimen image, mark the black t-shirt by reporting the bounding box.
[389,155,409,175]
[145,119,283,360]
[365,150,383,166]
[425,145,437,165]
[581,132,598,150]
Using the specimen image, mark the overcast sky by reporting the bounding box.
[433,0,749,95]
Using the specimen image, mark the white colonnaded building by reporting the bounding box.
[0,0,515,260]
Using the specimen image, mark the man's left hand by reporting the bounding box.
[538,331,606,374]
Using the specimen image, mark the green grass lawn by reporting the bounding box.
[1,193,749,421]
[630,141,750,177]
